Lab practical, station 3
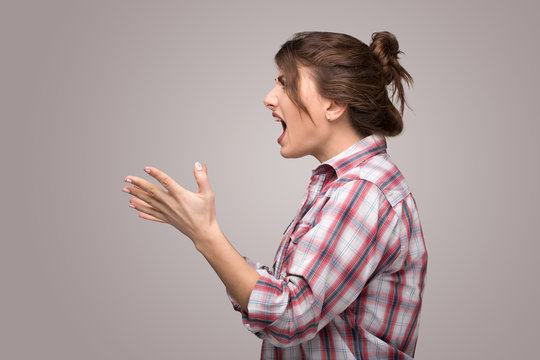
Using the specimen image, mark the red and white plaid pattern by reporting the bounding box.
[229,135,427,359]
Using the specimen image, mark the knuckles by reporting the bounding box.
[161,177,171,188]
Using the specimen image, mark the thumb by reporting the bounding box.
[193,161,212,195]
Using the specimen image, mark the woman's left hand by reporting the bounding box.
[122,162,219,244]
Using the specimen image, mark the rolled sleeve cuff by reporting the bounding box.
[240,271,291,340]
[229,261,317,345]
[227,257,272,314]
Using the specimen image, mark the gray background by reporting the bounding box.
[1,0,539,359]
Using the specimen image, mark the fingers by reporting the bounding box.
[123,166,186,226]
[123,164,212,230]
[143,166,184,193]
[129,197,166,222]
[193,162,213,195]
[138,212,167,223]
[124,172,170,209]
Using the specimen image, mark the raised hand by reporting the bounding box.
[122,162,219,245]
[122,162,259,310]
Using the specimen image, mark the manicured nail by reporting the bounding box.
[129,204,136,209]
[195,162,203,171]
[124,177,132,183]
[144,167,151,174]
[122,187,131,193]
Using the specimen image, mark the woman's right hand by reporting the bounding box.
[122,162,221,247]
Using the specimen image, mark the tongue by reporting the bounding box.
[277,127,286,144]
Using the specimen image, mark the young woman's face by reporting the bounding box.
[263,67,331,160]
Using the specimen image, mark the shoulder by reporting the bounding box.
[328,152,411,208]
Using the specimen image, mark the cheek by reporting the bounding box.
[289,119,318,144]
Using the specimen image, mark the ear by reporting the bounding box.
[325,100,348,122]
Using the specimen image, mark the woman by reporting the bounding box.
[122,31,427,359]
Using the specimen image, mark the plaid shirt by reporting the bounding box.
[229,135,427,359]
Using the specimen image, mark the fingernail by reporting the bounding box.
[144,167,151,174]
[195,162,203,171]
[124,177,132,183]
[129,203,136,209]
[122,187,131,194]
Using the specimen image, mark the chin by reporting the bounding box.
[279,147,293,159]
[280,146,305,159]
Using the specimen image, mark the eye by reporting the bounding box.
[276,75,286,87]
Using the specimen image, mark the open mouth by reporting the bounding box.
[273,112,286,129]
[273,112,287,144]
[276,119,287,144]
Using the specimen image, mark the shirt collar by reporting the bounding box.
[312,135,387,179]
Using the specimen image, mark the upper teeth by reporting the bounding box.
[274,117,282,122]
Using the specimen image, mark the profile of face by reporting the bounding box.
[264,67,334,161]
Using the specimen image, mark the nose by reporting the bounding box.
[263,86,278,110]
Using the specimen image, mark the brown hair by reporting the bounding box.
[274,31,413,137]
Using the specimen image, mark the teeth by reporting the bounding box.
[274,117,282,122]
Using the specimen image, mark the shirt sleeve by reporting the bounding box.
[236,179,404,347]
[227,256,272,313]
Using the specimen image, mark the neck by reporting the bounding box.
[314,124,363,163]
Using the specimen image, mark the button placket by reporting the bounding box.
[273,172,330,279]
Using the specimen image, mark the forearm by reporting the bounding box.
[123,165,259,311]
[194,226,260,312]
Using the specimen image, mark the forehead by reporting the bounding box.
[297,67,317,94]
[277,66,314,85]
[277,65,322,104]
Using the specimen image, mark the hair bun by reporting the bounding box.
[369,31,413,115]
[369,31,402,85]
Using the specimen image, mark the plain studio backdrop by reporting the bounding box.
[1,0,538,359]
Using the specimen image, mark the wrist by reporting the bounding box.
[193,222,225,254]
